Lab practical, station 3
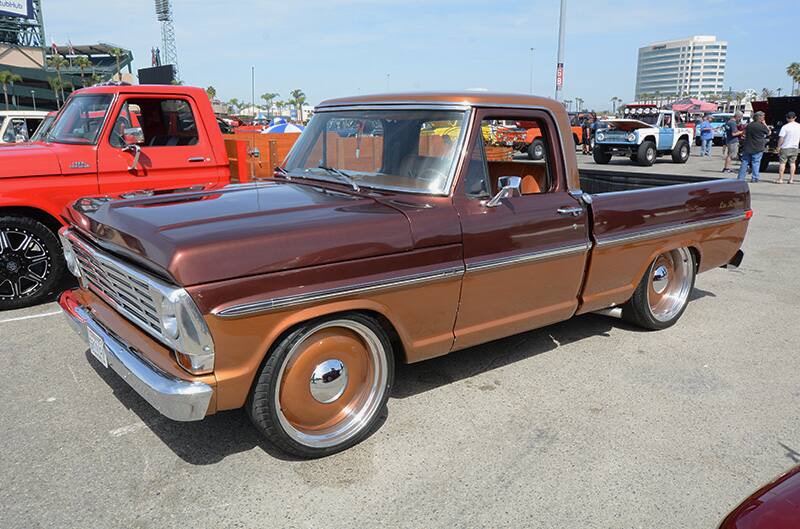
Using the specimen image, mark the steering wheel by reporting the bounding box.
[416,167,446,183]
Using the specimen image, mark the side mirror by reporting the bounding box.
[122,127,145,146]
[485,176,522,208]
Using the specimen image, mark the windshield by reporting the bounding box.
[30,115,56,142]
[284,109,469,195]
[47,94,113,144]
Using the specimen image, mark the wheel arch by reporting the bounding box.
[0,205,65,234]
[642,135,657,145]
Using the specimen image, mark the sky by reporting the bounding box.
[42,0,798,110]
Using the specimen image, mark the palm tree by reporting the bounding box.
[90,73,103,86]
[228,98,241,115]
[290,89,306,122]
[274,100,285,116]
[786,63,800,96]
[760,88,774,101]
[206,86,217,100]
[47,77,63,109]
[109,47,124,81]
[47,54,68,102]
[74,56,92,87]
[0,70,22,111]
[260,92,279,117]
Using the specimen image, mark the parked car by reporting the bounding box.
[0,84,248,310]
[694,112,751,146]
[593,110,693,166]
[751,96,800,173]
[58,92,750,458]
[718,465,800,528]
[0,110,49,144]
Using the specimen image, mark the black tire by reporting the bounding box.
[527,139,545,160]
[636,141,657,166]
[622,248,696,330]
[0,216,64,311]
[759,156,770,174]
[695,137,702,147]
[629,154,638,162]
[671,139,690,163]
[246,312,395,458]
[593,147,611,164]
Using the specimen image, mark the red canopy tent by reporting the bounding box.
[670,98,718,113]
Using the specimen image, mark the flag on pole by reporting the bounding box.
[68,40,75,56]
[51,39,58,55]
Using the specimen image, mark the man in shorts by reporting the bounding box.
[777,111,800,184]
[722,112,743,173]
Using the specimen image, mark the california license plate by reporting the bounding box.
[87,327,108,368]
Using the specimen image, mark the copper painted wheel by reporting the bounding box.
[646,247,693,322]
[274,319,389,449]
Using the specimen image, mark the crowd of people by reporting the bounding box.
[722,110,799,183]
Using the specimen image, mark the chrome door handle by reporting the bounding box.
[557,206,583,217]
[187,157,205,163]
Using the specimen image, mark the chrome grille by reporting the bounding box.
[69,234,164,339]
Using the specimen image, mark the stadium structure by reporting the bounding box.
[0,0,133,110]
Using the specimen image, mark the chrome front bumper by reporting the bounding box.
[59,291,212,421]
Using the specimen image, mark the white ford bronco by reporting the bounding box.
[593,110,692,166]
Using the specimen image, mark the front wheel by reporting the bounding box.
[247,313,394,458]
[671,139,690,163]
[622,247,696,330]
[0,216,64,310]
[637,141,657,166]
[593,147,611,164]
[527,139,545,160]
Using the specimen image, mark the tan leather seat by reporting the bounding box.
[486,161,548,195]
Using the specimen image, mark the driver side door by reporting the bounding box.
[96,95,220,195]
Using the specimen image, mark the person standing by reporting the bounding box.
[581,116,592,155]
[699,116,714,156]
[776,111,800,184]
[737,111,771,182]
[722,112,744,173]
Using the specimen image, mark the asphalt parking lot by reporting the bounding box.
[2,147,799,529]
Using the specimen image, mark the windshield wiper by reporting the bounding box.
[316,165,360,192]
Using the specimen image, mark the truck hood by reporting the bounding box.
[602,119,654,132]
[0,143,62,178]
[66,181,415,285]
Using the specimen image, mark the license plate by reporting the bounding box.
[87,327,109,368]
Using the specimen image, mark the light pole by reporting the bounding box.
[30,90,36,111]
[386,73,391,92]
[529,47,536,95]
[554,0,567,101]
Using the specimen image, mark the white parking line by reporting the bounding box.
[0,310,62,324]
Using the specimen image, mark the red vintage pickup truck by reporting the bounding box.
[59,92,750,458]
[0,84,243,310]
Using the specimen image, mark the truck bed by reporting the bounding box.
[579,168,716,194]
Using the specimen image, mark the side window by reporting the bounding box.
[109,98,198,148]
[5,119,29,142]
[466,117,553,197]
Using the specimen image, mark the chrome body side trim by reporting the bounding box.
[465,243,589,273]
[315,102,471,112]
[59,294,212,422]
[595,213,748,248]
[215,266,465,318]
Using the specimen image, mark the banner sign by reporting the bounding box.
[0,0,33,19]
[556,63,564,90]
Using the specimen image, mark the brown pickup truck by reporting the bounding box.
[59,93,751,458]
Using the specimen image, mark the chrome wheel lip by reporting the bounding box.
[0,228,52,300]
[275,319,388,449]
[647,248,693,322]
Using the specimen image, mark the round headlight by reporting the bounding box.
[627,133,636,142]
[596,132,605,141]
[160,296,179,340]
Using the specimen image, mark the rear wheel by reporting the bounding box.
[593,147,611,164]
[671,139,690,163]
[527,139,545,160]
[247,313,394,458]
[0,216,64,311]
[637,141,657,166]
[622,247,696,330]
